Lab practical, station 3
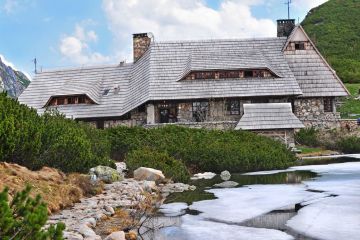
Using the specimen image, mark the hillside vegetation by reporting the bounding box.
[302,0,360,83]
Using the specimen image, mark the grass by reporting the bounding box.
[340,83,360,119]
[345,83,360,96]
[298,146,324,154]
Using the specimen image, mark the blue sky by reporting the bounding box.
[0,0,327,78]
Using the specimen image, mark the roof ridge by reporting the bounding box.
[38,63,133,74]
[153,37,287,45]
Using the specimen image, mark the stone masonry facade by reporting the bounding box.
[293,97,340,129]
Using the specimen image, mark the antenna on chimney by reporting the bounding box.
[33,58,37,74]
[285,0,292,19]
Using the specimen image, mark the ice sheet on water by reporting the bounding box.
[189,184,319,223]
[286,196,360,240]
[178,215,294,240]
[286,161,360,239]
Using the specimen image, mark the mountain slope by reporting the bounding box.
[0,56,31,98]
[302,0,360,83]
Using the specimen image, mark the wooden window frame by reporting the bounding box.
[324,98,333,112]
[226,99,240,115]
[192,101,209,122]
[295,42,305,50]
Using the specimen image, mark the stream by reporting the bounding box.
[139,154,360,240]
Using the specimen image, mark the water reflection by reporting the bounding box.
[165,170,317,204]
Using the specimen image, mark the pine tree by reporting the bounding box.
[0,185,65,240]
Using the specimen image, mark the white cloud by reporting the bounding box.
[59,23,109,65]
[2,0,19,13]
[102,0,277,62]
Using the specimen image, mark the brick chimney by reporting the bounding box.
[133,33,152,62]
[277,19,295,37]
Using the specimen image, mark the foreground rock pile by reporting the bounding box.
[48,165,196,240]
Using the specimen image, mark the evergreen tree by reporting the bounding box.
[0,185,65,240]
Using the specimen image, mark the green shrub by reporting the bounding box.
[0,185,64,240]
[107,125,296,176]
[0,93,114,173]
[295,128,319,147]
[126,148,190,183]
[337,136,360,154]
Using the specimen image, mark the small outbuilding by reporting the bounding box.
[235,103,304,146]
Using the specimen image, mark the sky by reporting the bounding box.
[0,0,328,79]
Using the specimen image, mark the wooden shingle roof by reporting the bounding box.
[235,103,305,130]
[18,31,347,119]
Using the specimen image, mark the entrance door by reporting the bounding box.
[159,109,170,123]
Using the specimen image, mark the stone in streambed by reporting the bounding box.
[104,231,126,240]
[89,166,123,183]
[191,172,216,180]
[213,181,239,188]
[220,170,231,181]
[133,167,165,182]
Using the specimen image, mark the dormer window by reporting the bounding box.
[183,69,277,81]
[47,94,95,107]
[295,42,305,50]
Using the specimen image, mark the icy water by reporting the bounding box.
[140,154,360,240]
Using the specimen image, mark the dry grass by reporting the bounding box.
[0,162,103,213]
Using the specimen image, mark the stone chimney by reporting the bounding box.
[277,19,295,37]
[133,33,152,62]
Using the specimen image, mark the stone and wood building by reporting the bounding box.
[19,20,349,145]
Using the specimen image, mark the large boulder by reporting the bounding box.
[89,166,123,183]
[220,170,231,181]
[133,167,165,182]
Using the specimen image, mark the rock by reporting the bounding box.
[63,231,84,240]
[133,167,165,182]
[104,231,126,240]
[115,162,127,176]
[81,217,96,227]
[161,183,195,193]
[213,181,239,188]
[191,172,216,180]
[189,185,196,191]
[104,205,115,215]
[78,224,99,238]
[220,170,231,181]
[141,180,157,192]
[89,166,123,183]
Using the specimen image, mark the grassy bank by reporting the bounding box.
[295,127,360,155]
[340,83,360,119]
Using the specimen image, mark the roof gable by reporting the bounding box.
[283,25,349,97]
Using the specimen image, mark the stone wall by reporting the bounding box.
[176,99,245,123]
[340,119,359,132]
[104,110,146,128]
[146,121,238,130]
[294,97,340,129]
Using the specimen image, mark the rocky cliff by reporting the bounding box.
[0,56,30,98]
